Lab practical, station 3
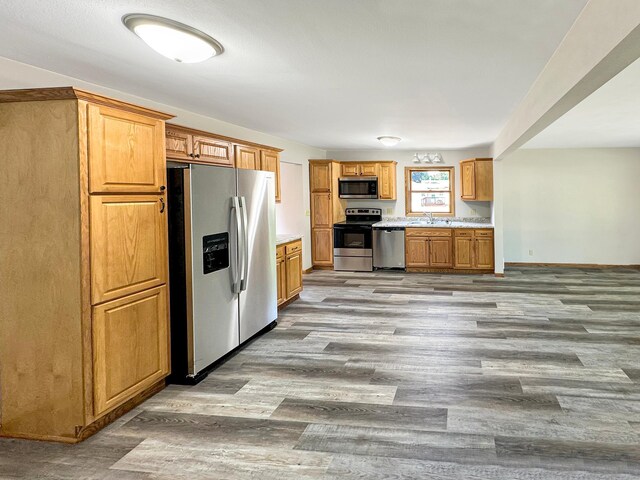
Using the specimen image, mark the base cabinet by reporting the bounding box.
[277,239,303,307]
[454,229,494,270]
[92,286,169,416]
[405,229,453,268]
[406,228,494,272]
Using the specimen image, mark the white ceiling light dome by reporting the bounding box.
[377,136,401,147]
[123,14,223,63]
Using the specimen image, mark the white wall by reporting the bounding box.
[326,148,493,218]
[0,56,324,269]
[503,148,640,265]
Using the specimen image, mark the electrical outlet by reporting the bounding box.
[528,249,534,256]
[305,210,310,217]
[471,208,477,216]
[385,208,393,215]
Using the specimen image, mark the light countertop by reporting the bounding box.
[276,234,303,245]
[373,218,493,229]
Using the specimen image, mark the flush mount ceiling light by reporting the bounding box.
[413,153,444,164]
[377,136,401,147]
[122,14,223,63]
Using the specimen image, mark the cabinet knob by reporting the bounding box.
[189,153,195,158]
[195,154,201,158]
[160,185,166,191]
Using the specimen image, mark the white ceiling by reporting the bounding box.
[523,57,640,149]
[0,0,587,150]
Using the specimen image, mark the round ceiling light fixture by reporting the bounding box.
[377,136,401,147]
[122,14,223,63]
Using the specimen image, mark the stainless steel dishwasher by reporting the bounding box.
[373,227,405,269]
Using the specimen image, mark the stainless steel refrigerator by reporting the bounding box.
[166,162,277,383]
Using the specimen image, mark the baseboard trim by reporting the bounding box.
[494,273,505,278]
[406,267,494,274]
[505,262,640,269]
[302,267,313,274]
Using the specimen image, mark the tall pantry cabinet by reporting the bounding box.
[0,87,173,442]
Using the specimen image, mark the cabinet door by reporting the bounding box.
[406,237,428,267]
[429,237,453,267]
[460,161,476,199]
[92,285,169,416]
[341,163,360,177]
[454,235,474,269]
[285,252,303,298]
[378,163,396,200]
[235,145,259,170]
[165,127,193,161]
[312,228,333,265]
[88,104,165,194]
[311,193,332,228]
[193,136,233,167]
[260,150,281,202]
[310,163,331,192]
[276,256,286,305]
[475,237,494,269]
[360,164,378,176]
[90,195,168,304]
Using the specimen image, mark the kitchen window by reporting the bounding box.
[404,166,455,216]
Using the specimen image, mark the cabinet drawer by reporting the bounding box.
[406,228,452,237]
[474,229,494,237]
[454,229,474,237]
[285,240,302,255]
[276,245,285,259]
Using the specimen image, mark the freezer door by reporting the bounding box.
[237,169,277,343]
[189,165,240,374]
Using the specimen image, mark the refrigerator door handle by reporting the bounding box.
[231,196,242,293]
[239,196,249,292]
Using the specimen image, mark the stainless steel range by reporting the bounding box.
[333,208,382,272]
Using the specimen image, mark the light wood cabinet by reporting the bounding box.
[90,195,168,304]
[193,136,233,166]
[92,286,169,416]
[235,145,260,170]
[310,162,332,192]
[340,162,379,177]
[378,162,397,200]
[260,149,281,203]
[88,104,166,194]
[165,127,193,161]
[165,125,281,201]
[311,193,332,228]
[276,246,286,305]
[405,228,453,269]
[311,228,334,266]
[309,160,346,268]
[0,87,173,443]
[460,158,493,201]
[454,229,495,270]
[277,239,303,307]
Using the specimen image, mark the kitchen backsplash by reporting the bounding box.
[381,216,492,224]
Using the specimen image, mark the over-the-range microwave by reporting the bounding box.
[338,176,378,199]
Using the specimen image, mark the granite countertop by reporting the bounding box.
[276,234,303,245]
[373,217,493,229]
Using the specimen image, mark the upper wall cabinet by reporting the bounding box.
[89,104,166,194]
[260,149,281,202]
[340,162,379,177]
[235,145,260,170]
[165,125,233,167]
[165,123,282,202]
[460,158,493,201]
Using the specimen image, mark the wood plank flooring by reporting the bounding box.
[2,266,640,479]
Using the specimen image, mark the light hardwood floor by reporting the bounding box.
[2,267,640,479]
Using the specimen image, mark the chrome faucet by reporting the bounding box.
[424,212,433,224]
